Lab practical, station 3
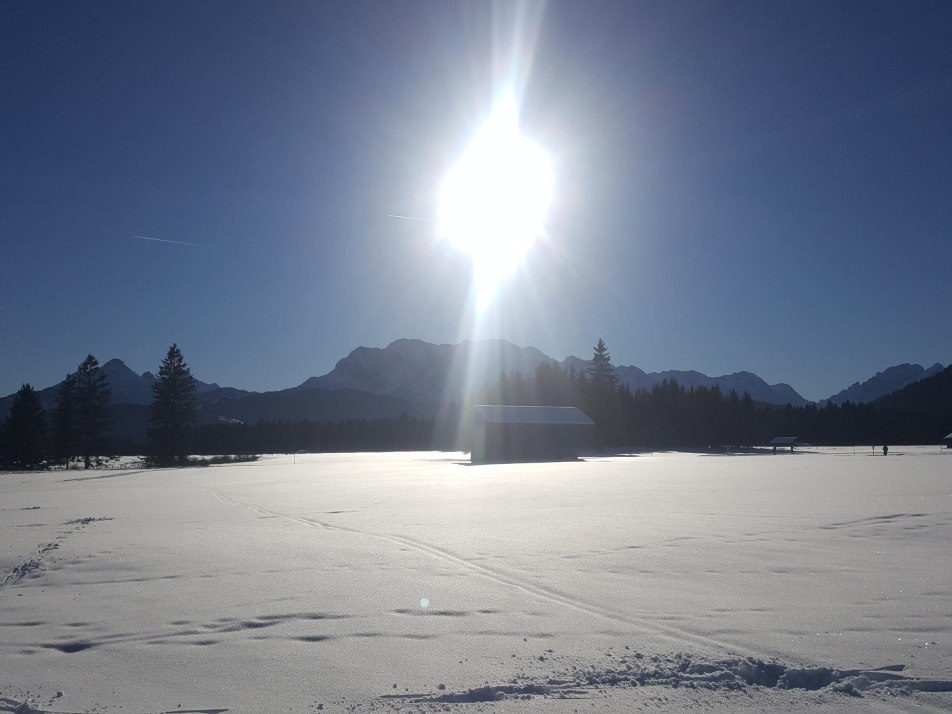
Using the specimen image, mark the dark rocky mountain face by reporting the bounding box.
[3,344,945,430]
[100,359,245,405]
[298,338,553,405]
[0,359,251,418]
[302,339,809,408]
[874,364,952,412]
[822,363,944,405]
[612,366,807,406]
[100,359,155,405]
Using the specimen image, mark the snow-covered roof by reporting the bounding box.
[769,436,803,446]
[944,433,952,440]
[473,405,594,426]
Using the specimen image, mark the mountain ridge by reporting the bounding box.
[3,341,946,425]
[0,359,251,418]
[304,339,810,408]
[822,363,944,405]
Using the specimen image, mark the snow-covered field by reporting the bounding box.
[2,448,950,712]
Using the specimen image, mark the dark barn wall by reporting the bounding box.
[478,423,590,463]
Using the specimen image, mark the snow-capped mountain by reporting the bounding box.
[822,363,944,405]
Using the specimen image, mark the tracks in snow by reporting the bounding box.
[210,489,750,657]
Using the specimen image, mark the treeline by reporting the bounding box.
[482,340,951,448]
[191,415,438,455]
[0,355,112,470]
[0,345,202,469]
[4,340,949,469]
[480,343,763,448]
[0,342,451,469]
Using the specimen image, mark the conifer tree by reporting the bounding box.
[584,338,622,446]
[75,355,112,469]
[148,344,197,466]
[51,372,77,468]
[586,338,619,390]
[0,384,49,469]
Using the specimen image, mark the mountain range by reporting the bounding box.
[0,358,250,414]
[821,363,944,405]
[1,340,946,433]
[300,339,812,408]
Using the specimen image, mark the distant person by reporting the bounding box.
[883,445,888,456]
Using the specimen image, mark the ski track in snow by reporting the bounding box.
[4,454,951,712]
[207,484,952,707]
[215,487,937,667]
[210,489,752,655]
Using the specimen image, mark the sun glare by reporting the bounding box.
[438,94,554,309]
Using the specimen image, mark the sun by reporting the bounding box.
[438,94,554,309]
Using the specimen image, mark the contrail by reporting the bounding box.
[386,214,430,222]
[132,234,206,247]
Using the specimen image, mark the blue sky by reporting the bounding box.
[2,1,950,402]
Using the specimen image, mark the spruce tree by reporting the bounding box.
[75,355,112,469]
[585,338,622,446]
[586,338,619,390]
[51,372,78,468]
[0,384,49,470]
[148,344,197,466]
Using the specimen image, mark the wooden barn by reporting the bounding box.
[471,405,594,464]
[769,436,808,453]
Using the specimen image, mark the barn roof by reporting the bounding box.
[769,436,803,446]
[473,405,594,426]
[944,433,952,440]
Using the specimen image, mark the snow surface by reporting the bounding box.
[2,447,951,712]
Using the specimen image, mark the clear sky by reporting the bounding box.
[2,1,950,402]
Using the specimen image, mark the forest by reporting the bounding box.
[2,340,950,469]
[478,341,951,449]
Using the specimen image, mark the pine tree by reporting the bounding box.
[51,372,77,468]
[148,344,197,466]
[586,338,619,390]
[584,339,622,446]
[0,384,49,469]
[75,355,112,470]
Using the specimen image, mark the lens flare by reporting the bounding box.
[438,93,554,309]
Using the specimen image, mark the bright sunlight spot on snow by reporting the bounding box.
[438,92,554,309]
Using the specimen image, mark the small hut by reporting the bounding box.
[943,432,952,449]
[471,405,594,464]
[769,436,808,453]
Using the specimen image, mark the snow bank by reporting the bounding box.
[399,654,952,703]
